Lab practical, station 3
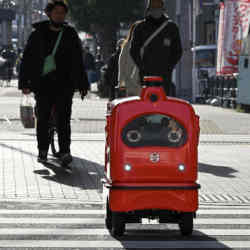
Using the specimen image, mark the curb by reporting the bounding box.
[0,198,104,205]
[0,117,106,122]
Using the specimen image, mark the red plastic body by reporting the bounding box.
[104,86,200,213]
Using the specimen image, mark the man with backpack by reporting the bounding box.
[130,0,183,97]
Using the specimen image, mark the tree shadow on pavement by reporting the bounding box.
[34,156,104,191]
[199,162,238,178]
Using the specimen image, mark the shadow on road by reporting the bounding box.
[199,162,238,178]
[0,141,104,193]
[115,229,229,249]
[34,156,104,191]
[0,141,36,157]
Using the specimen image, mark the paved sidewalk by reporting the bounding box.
[0,133,105,204]
[0,86,250,204]
[0,131,250,205]
[1,94,250,135]
[0,95,107,121]
[0,82,107,122]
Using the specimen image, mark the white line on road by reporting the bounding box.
[0,208,250,215]
[0,240,249,248]
[197,209,250,214]
[0,210,105,215]
[0,217,249,224]
[0,228,249,236]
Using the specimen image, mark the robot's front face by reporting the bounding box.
[121,114,187,148]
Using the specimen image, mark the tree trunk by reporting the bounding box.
[95,23,118,63]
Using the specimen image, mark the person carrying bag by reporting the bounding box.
[118,21,142,97]
[118,20,168,97]
[18,1,90,165]
[130,0,183,97]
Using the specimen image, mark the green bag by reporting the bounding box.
[42,30,63,76]
[43,55,56,76]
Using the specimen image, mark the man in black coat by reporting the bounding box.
[130,0,182,97]
[18,0,90,164]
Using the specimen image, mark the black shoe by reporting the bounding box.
[60,153,73,166]
[37,151,48,163]
[53,152,62,158]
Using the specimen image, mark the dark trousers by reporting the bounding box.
[109,85,116,101]
[163,80,176,97]
[35,92,73,154]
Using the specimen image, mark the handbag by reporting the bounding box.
[20,94,35,128]
[42,30,63,76]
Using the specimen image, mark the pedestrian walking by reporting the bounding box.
[130,0,183,97]
[95,53,104,82]
[118,21,142,96]
[83,46,97,84]
[0,45,16,86]
[104,39,125,101]
[18,0,90,164]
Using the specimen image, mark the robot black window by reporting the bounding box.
[122,114,187,148]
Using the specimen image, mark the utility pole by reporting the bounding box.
[38,0,44,21]
[0,0,15,47]
[16,0,23,49]
[176,0,181,96]
[18,0,33,48]
[192,0,197,103]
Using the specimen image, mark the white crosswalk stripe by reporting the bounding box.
[0,205,249,249]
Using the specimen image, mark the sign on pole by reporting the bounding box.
[216,0,250,75]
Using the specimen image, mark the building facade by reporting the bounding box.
[165,0,219,100]
[0,0,47,50]
[0,1,16,49]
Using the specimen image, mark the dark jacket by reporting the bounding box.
[130,15,183,82]
[84,52,96,71]
[18,20,89,94]
[104,48,121,100]
[104,49,121,87]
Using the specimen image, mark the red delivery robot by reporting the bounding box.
[103,76,200,237]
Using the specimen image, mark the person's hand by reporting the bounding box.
[80,89,88,100]
[22,88,31,95]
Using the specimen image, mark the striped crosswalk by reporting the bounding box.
[0,204,249,249]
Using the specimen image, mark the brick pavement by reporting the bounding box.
[1,84,250,204]
[0,133,104,204]
[1,84,250,135]
[0,131,250,204]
